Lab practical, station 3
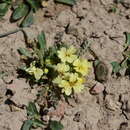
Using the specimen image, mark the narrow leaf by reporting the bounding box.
[35,49,44,66]
[18,47,32,58]
[21,10,34,27]
[0,3,9,18]
[94,60,100,67]
[21,120,33,130]
[26,0,40,11]
[37,31,46,52]
[1,0,12,4]
[55,0,76,5]
[32,119,45,127]
[50,121,64,130]
[12,3,29,20]
[26,102,39,117]
[111,61,121,73]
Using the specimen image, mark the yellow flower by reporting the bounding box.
[69,73,78,82]
[45,59,51,65]
[53,76,62,85]
[68,73,84,93]
[77,77,85,84]
[57,46,77,63]
[73,84,84,93]
[34,68,44,80]
[59,80,72,96]
[26,62,43,80]
[57,73,84,95]
[73,59,91,76]
[44,68,48,74]
[56,63,70,73]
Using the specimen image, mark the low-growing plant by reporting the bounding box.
[21,102,64,130]
[19,32,91,96]
[21,102,45,130]
[111,32,130,76]
[0,0,76,27]
[19,32,91,129]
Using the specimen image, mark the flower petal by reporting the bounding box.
[73,85,84,93]
[34,68,43,80]
[64,87,72,96]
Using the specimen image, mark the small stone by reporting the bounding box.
[57,10,77,27]
[90,82,104,95]
[95,62,108,82]
[73,111,83,122]
[119,122,128,130]
[2,76,14,84]
[105,95,121,111]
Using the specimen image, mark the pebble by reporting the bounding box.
[90,82,104,94]
[105,95,121,111]
[95,62,108,82]
[119,122,128,130]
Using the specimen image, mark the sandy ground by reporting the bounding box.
[0,0,130,130]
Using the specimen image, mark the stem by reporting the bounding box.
[0,28,23,38]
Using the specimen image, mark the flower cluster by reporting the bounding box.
[25,45,91,96]
[53,46,91,96]
[26,61,48,80]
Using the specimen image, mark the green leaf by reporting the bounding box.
[26,0,40,11]
[94,60,100,67]
[50,121,64,130]
[111,61,121,73]
[35,49,44,66]
[55,0,76,5]
[21,10,34,27]
[1,0,12,4]
[125,32,130,47]
[18,48,32,58]
[37,32,46,52]
[21,120,33,130]
[37,32,46,66]
[26,102,39,117]
[109,6,117,13]
[0,3,9,18]
[32,119,45,127]
[12,3,29,20]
